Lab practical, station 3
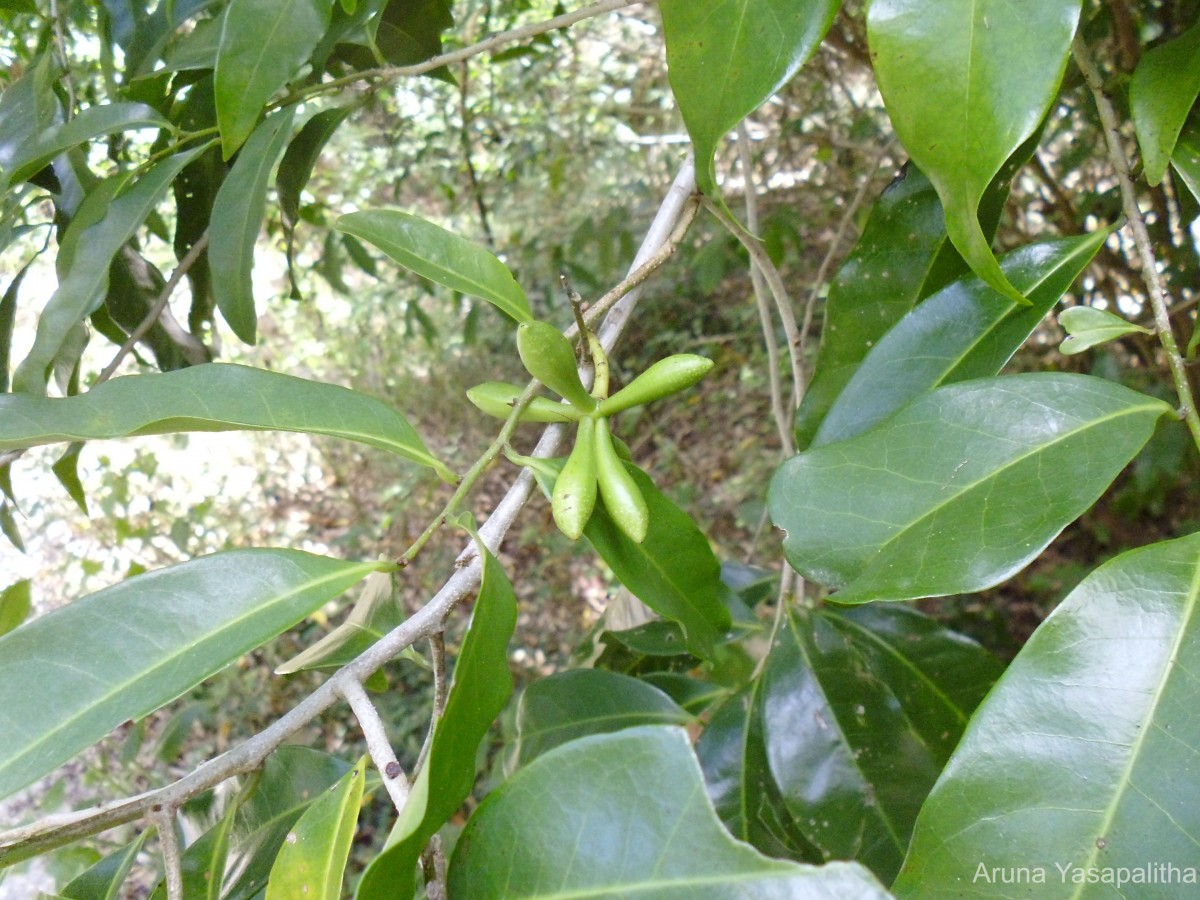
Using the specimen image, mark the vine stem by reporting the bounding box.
[0,156,699,868]
[1073,33,1200,454]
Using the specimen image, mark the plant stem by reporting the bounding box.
[1073,33,1200,455]
[341,679,409,812]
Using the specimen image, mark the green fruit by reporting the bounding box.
[466,382,581,423]
[594,417,648,543]
[552,418,599,540]
[516,321,598,412]
[597,354,714,416]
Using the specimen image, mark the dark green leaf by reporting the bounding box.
[372,0,453,66]
[0,258,30,393]
[584,464,731,660]
[355,535,518,900]
[894,532,1200,898]
[514,669,691,766]
[814,231,1109,446]
[51,442,87,514]
[867,0,1082,301]
[770,374,1170,602]
[0,102,168,192]
[641,672,730,713]
[277,105,354,227]
[0,362,454,480]
[1174,109,1200,208]
[265,756,366,899]
[214,0,333,156]
[1059,304,1153,355]
[61,830,150,900]
[0,550,386,801]
[602,620,692,657]
[210,106,297,344]
[0,502,22,552]
[448,726,892,898]
[336,210,532,324]
[0,579,31,638]
[660,0,840,198]
[122,0,219,76]
[697,685,823,864]
[1131,20,1200,185]
[12,147,205,394]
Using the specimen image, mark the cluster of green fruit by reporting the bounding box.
[467,320,712,543]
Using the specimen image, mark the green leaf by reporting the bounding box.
[0,362,454,481]
[1059,305,1153,355]
[894,531,1200,898]
[1131,20,1200,186]
[52,442,88,514]
[0,259,27,392]
[583,464,732,660]
[12,147,205,395]
[867,0,1082,302]
[276,571,398,673]
[214,0,333,156]
[514,669,691,767]
[277,105,354,227]
[769,374,1170,603]
[448,726,893,898]
[814,231,1110,446]
[210,105,297,344]
[660,0,840,198]
[265,755,366,900]
[149,793,237,899]
[0,102,168,192]
[0,54,59,182]
[0,502,22,552]
[61,830,150,900]
[0,549,386,801]
[1173,109,1200,207]
[355,535,518,900]
[335,210,532,324]
[697,684,823,864]
[0,579,30,637]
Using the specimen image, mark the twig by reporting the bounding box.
[1073,34,1200,454]
[0,157,699,868]
[703,197,804,415]
[95,234,210,386]
[737,125,792,456]
[285,0,642,107]
[341,679,410,812]
[421,834,448,900]
[149,805,182,900]
[413,630,448,777]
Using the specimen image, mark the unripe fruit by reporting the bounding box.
[552,417,598,540]
[597,354,713,417]
[594,417,648,543]
[516,321,598,412]
[466,382,581,423]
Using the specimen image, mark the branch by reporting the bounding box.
[1073,34,1200,454]
[341,679,410,812]
[149,806,183,900]
[0,156,699,866]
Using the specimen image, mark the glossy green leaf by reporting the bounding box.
[448,726,893,898]
[894,531,1200,898]
[210,106,296,344]
[214,0,332,156]
[584,464,732,660]
[336,210,532,324]
[641,672,730,713]
[266,756,366,900]
[1059,305,1153,355]
[660,0,839,198]
[0,102,168,192]
[514,669,691,767]
[1173,110,1200,207]
[356,535,518,900]
[12,147,204,394]
[770,374,1170,602]
[1131,20,1200,186]
[0,550,386,801]
[867,0,1082,302]
[276,571,398,673]
[0,579,30,637]
[698,684,823,864]
[0,54,59,182]
[814,231,1109,446]
[0,362,453,481]
[277,105,353,226]
[61,830,150,900]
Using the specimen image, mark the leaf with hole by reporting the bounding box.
[867,0,1082,302]
[0,550,386,801]
[894,531,1200,898]
[770,373,1170,602]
